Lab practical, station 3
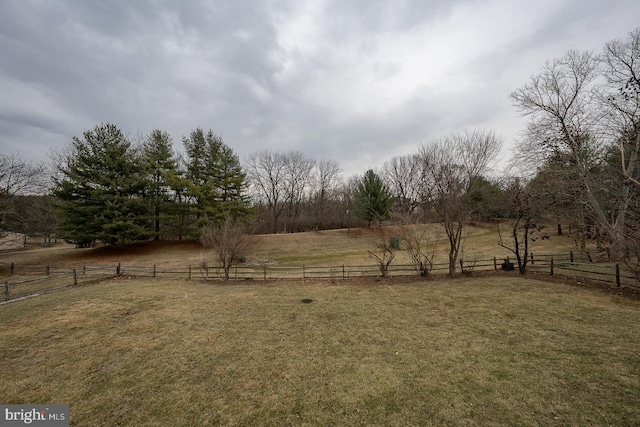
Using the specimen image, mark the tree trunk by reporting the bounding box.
[154,203,160,241]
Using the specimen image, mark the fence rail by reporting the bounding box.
[1,251,638,303]
[0,266,117,303]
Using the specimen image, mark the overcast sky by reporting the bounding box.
[1,0,639,178]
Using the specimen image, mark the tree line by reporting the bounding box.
[51,125,252,246]
[1,28,638,277]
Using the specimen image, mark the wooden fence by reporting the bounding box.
[1,251,638,303]
[0,265,117,303]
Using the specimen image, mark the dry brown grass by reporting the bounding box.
[0,240,206,272]
[1,276,639,426]
[0,223,581,273]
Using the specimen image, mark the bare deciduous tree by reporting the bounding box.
[0,153,48,236]
[246,150,288,234]
[602,28,640,189]
[600,29,640,282]
[310,158,341,231]
[400,224,438,277]
[3,195,60,243]
[0,154,47,196]
[497,178,550,274]
[247,150,317,233]
[382,154,423,216]
[367,227,396,277]
[336,175,362,230]
[418,130,502,275]
[200,216,252,280]
[511,48,634,260]
[283,151,315,232]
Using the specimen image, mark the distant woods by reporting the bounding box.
[0,27,638,274]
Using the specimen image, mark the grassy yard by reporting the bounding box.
[1,276,639,426]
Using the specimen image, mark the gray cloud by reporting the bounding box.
[1,0,639,178]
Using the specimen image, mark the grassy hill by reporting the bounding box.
[1,222,581,269]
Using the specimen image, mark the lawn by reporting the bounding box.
[1,276,639,426]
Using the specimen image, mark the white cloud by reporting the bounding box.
[1,0,639,177]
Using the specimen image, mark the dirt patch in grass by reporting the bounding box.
[0,240,207,271]
[68,240,201,257]
[1,276,639,426]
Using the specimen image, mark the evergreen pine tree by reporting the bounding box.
[183,128,251,227]
[54,123,150,246]
[215,143,252,220]
[183,128,212,225]
[141,130,179,240]
[355,169,393,226]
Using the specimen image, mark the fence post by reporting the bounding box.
[303,265,306,279]
[188,265,192,281]
[46,264,50,275]
[10,263,14,275]
[493,257,497,271]
[550,258,554,276]
[263,265,267,280]
[153,264,156,278]
[343,264,345,279]
[616,264,620,288]
[4,281,8,300]
[83,264,86,274]
[73,269,78,286]
[570,251,574,264]
[530,253,534,265]
[116,263,121,276]
[459,258,464,272]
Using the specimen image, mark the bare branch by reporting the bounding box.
[200,217,253,280]
[417,129,502,274]
[366,227,396,277]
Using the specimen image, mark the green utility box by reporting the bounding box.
[390,237,400,249]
